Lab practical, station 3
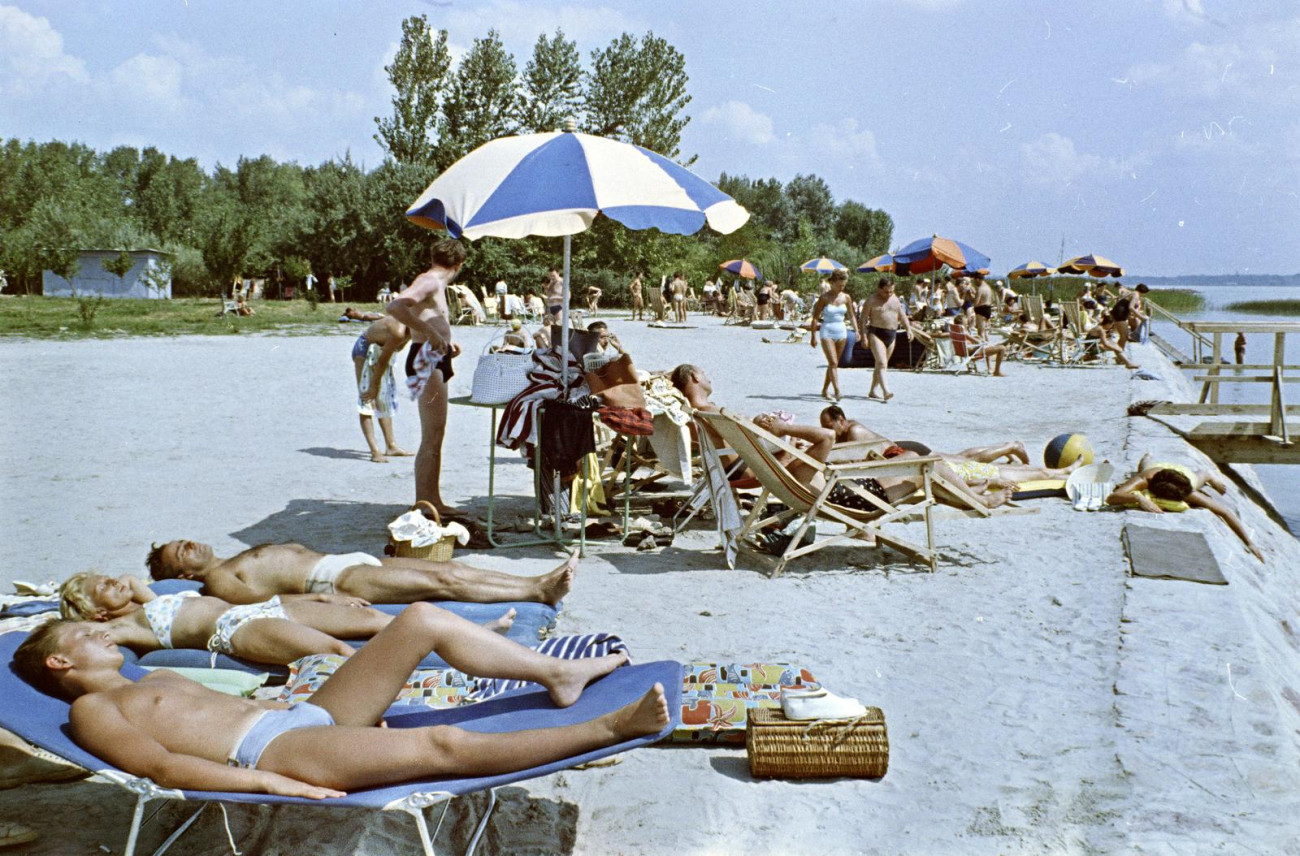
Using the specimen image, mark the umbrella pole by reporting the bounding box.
[555,234,573,542]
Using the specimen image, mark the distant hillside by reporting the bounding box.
[1131,274,1300,288]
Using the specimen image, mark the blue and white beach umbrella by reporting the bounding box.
[406,128,749,380]
[406,130,749,240]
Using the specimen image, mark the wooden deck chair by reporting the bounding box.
[949,323,992,375]
[695,410,943,576]
[1059,300,1105,366]
[479,286,499,321]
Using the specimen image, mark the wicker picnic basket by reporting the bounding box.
[746,706,889,779]
[387,501,456,562]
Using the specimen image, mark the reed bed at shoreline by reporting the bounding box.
[1225,299,1300,316]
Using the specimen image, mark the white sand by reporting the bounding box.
[1,317,1298,855]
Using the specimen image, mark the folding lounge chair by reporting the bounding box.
[694,410,944,576]
[947,323,990,375]
[1015,294,1059,362]
[1058,300,1105,366]
[0,631,680,856]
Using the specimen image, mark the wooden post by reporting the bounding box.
[1272,332,1288,442]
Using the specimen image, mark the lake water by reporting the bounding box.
[1149,284,1300,534]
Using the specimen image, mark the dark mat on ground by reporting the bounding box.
[1123,523,1227,585]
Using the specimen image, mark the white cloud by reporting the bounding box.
[0,4,87,96]
[1021,132,1102,188]
[1160,0,1207,25]
[1128,19,1299,105]
[110,53,184,108]
[807,119,883,172]
[700,100,774,145]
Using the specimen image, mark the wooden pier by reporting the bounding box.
[1144,318,1300,465]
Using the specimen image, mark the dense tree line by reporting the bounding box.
[0,17,892,305]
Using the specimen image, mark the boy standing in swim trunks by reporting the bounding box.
[14,604,669,799]
[386,240,465,516]
[351,315,413,463]
[146,540,577,607]
[672,273,688,323]
[973,279,995,338]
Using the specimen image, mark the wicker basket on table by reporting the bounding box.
[746,706,889,779]
[387,500,456,562]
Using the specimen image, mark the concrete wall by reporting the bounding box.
[42,251,172,299]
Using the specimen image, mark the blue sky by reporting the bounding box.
[2,0,1297,276]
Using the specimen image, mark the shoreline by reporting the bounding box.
[1,324,1298,855]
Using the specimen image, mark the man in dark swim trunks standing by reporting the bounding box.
[860,277,914,403]
[973,278,996,338]
[386,239,466,516]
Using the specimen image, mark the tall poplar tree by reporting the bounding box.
[519,29,582,133]
[374,15,452,166]
[583,32,691,161]
[436,30,520,170]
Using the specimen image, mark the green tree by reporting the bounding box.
[834,200,893,259]
[197,200,253,294]
[102,249,136,294]
[785,174,836,238]
[436,30,520,170]
[374,15,452,166]
[583,32,691,160]
[519,29,582,133]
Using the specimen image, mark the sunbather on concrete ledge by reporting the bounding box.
[146,540,576,607]
[13,605,668,799]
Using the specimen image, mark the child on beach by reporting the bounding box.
[351,315,412,463]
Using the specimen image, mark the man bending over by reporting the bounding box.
[147,540,576,607]
[13,605,668,799]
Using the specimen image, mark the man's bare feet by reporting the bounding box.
[484,607,517,634]
[1009,441,1030,464]
[982,486,1015,509]
[547,651,630,708]
[992,370,1007,377]
[535,551,578,606]
[386,446,414,457]
[604,683,670,741]
[370,452,389,463]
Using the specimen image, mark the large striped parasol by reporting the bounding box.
[1058,254,1124,278]
[893,235,991,276]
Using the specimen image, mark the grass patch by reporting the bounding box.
[1143,288,1205,313]
[0,296,381,339]
[1225,299,1300,316]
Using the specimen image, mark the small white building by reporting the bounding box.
[42,249,173,299]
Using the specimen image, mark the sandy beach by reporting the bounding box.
[2,317,1298,855]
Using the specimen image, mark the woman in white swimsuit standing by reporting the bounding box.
[809,269,859,401]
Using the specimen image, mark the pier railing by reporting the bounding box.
[1147,320,1300,463]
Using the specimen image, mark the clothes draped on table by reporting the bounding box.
[496,349,590,452]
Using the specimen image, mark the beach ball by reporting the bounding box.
[1044,433,1093,469]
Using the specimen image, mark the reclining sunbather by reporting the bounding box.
[749,413,1015,511]
[146,540,575,606]
[818,406,1081,484]
[1106,456,1263,561]
[13,605,668,799]
[60,572,402,665]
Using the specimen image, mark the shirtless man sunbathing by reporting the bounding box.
[13,605,669,799]
[1106,455,1262,561]
[146,540,576,607]
[59,572,390,665]
[750,414,1015,511]
[818,406,1082,483]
